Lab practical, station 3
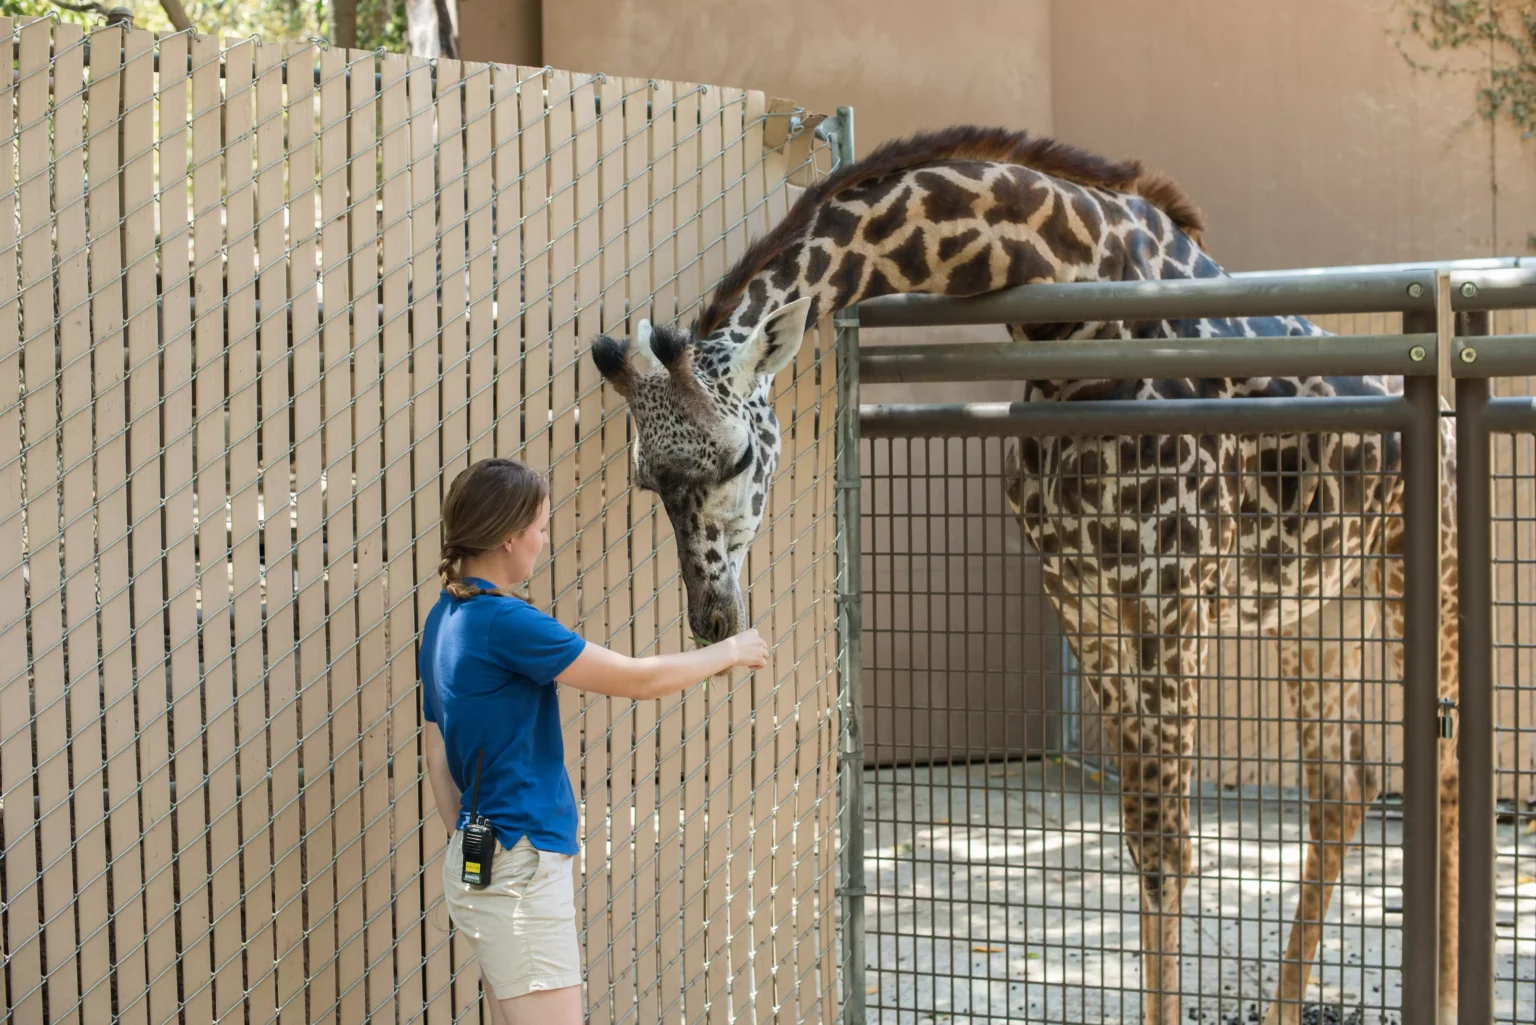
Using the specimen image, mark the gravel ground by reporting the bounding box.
[860,759,1535,1023]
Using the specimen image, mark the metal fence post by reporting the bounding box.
[828,104,867,1025]
[1400,309,1444,1025]
[1454,324,1494,1025]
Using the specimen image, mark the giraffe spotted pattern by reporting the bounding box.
[589,126,1459,1025]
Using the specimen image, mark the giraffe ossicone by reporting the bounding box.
[588,125,1459,1025]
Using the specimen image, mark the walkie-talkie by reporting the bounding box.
[460,749,496,887]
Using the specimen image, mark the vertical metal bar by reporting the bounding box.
[1456,371,1495,1025]
[1401,324,1443,1025]
[829,104,867,1025]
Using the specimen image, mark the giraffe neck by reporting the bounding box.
[710,158,1321,345]
[712,160,1190,335]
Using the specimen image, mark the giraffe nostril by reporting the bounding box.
[708,610,729,641]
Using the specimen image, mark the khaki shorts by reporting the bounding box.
[442,831,582,1000]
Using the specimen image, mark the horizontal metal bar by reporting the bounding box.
[1451,335,1536,378]
[1229,255,1536,278]
[854,269,1436,327]
[858,395,1413,438]
[1484,396,1536,434]
[859,333,1436,384]
[1449,267,1536,311]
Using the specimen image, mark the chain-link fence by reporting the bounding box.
[0,18,843,1025]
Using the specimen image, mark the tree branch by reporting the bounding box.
[50,0,111,14]
[159,0,192,32]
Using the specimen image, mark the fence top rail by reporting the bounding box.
[860,333,1438,384]
[1229,255,1536,278]
[858,395,1414,438]
[853,265,1536,327]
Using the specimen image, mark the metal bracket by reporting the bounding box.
[1439,697,1458,740]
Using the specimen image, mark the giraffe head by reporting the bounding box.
[589,296,813,644]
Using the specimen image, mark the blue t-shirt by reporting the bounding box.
[418,577,588,854]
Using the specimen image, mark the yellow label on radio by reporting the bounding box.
[464,862,481,873]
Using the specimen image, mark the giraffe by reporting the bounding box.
[587,126,1460,1025]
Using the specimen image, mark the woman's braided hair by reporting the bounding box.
[439,457,550,600]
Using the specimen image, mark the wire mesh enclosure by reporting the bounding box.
[0,18,844,1025]
[1476,327,1536,1023]
[841,279,1536,1025]
[860,430,1414,1024]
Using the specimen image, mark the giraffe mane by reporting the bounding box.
[696,125,1207,336]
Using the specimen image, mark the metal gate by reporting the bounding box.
[832,262,1536,1024]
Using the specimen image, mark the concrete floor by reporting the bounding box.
[861,759,1536,1024]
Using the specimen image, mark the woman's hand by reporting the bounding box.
[719,629,769,674]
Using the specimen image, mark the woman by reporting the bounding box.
[418,457,769,1025]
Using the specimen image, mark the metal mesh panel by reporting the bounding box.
[861,431,1410,1024]
[0,17,842,1025]
[1491,383,1536,1022]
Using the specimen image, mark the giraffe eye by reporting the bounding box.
[719,445,754,484]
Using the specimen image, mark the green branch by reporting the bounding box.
[1399,0,1536,139]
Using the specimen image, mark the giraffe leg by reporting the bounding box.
[1376,500,1461,1025]
[1113,601,1204,1025]
[1263,604,1378,1025]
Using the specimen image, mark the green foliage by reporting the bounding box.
[0,0,407,52]
[1399,0,1536,139]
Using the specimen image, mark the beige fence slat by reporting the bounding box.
[119,24,169,1020]
[738,88,788,1007]
[0,16,19,1013]
[187,30,230,1024]
[772,329,816,1010]
[403,53,454,1025]
[220,40,270,1025]
[465,63,495,465]
[253,39,306,1018]
[209,34,249,1024]
[77,26,123,1022]
[331,47,375,1025]
[286,42,329,1025]
[644,77,688,1025]
[817,319,842,1019]
[342,48,393,1025]
[48,23,91,1025]
[717,88,758,1017]
[106,26,155,1025]
[789,344,823,1016]
[692,80,732,1023]
[378,51,424,1025]
[549,71,581,634]
[308,46,353,1025]
[558,66,613,1017]
[665,78,709,1025]
[593,71,635,1021]
[519,70,553,609]
[437,58,469,509]
[151,29,197,1024]
[672,84,704,324]
[628,90,663,1015]
[491,65,524,460]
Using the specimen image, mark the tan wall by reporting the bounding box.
[1050,0,1535,269]
[457,0,541,65]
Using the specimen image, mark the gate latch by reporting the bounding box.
[1438,698,1458,740]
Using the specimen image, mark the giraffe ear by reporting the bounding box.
[732,297,811,392]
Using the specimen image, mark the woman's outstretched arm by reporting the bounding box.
[557,629,769,701]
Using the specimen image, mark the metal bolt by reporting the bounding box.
[1406,282,1424,299]
[1460,347,1477,363]
[1408,345,1427,362]
[1460,281,1478,299]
